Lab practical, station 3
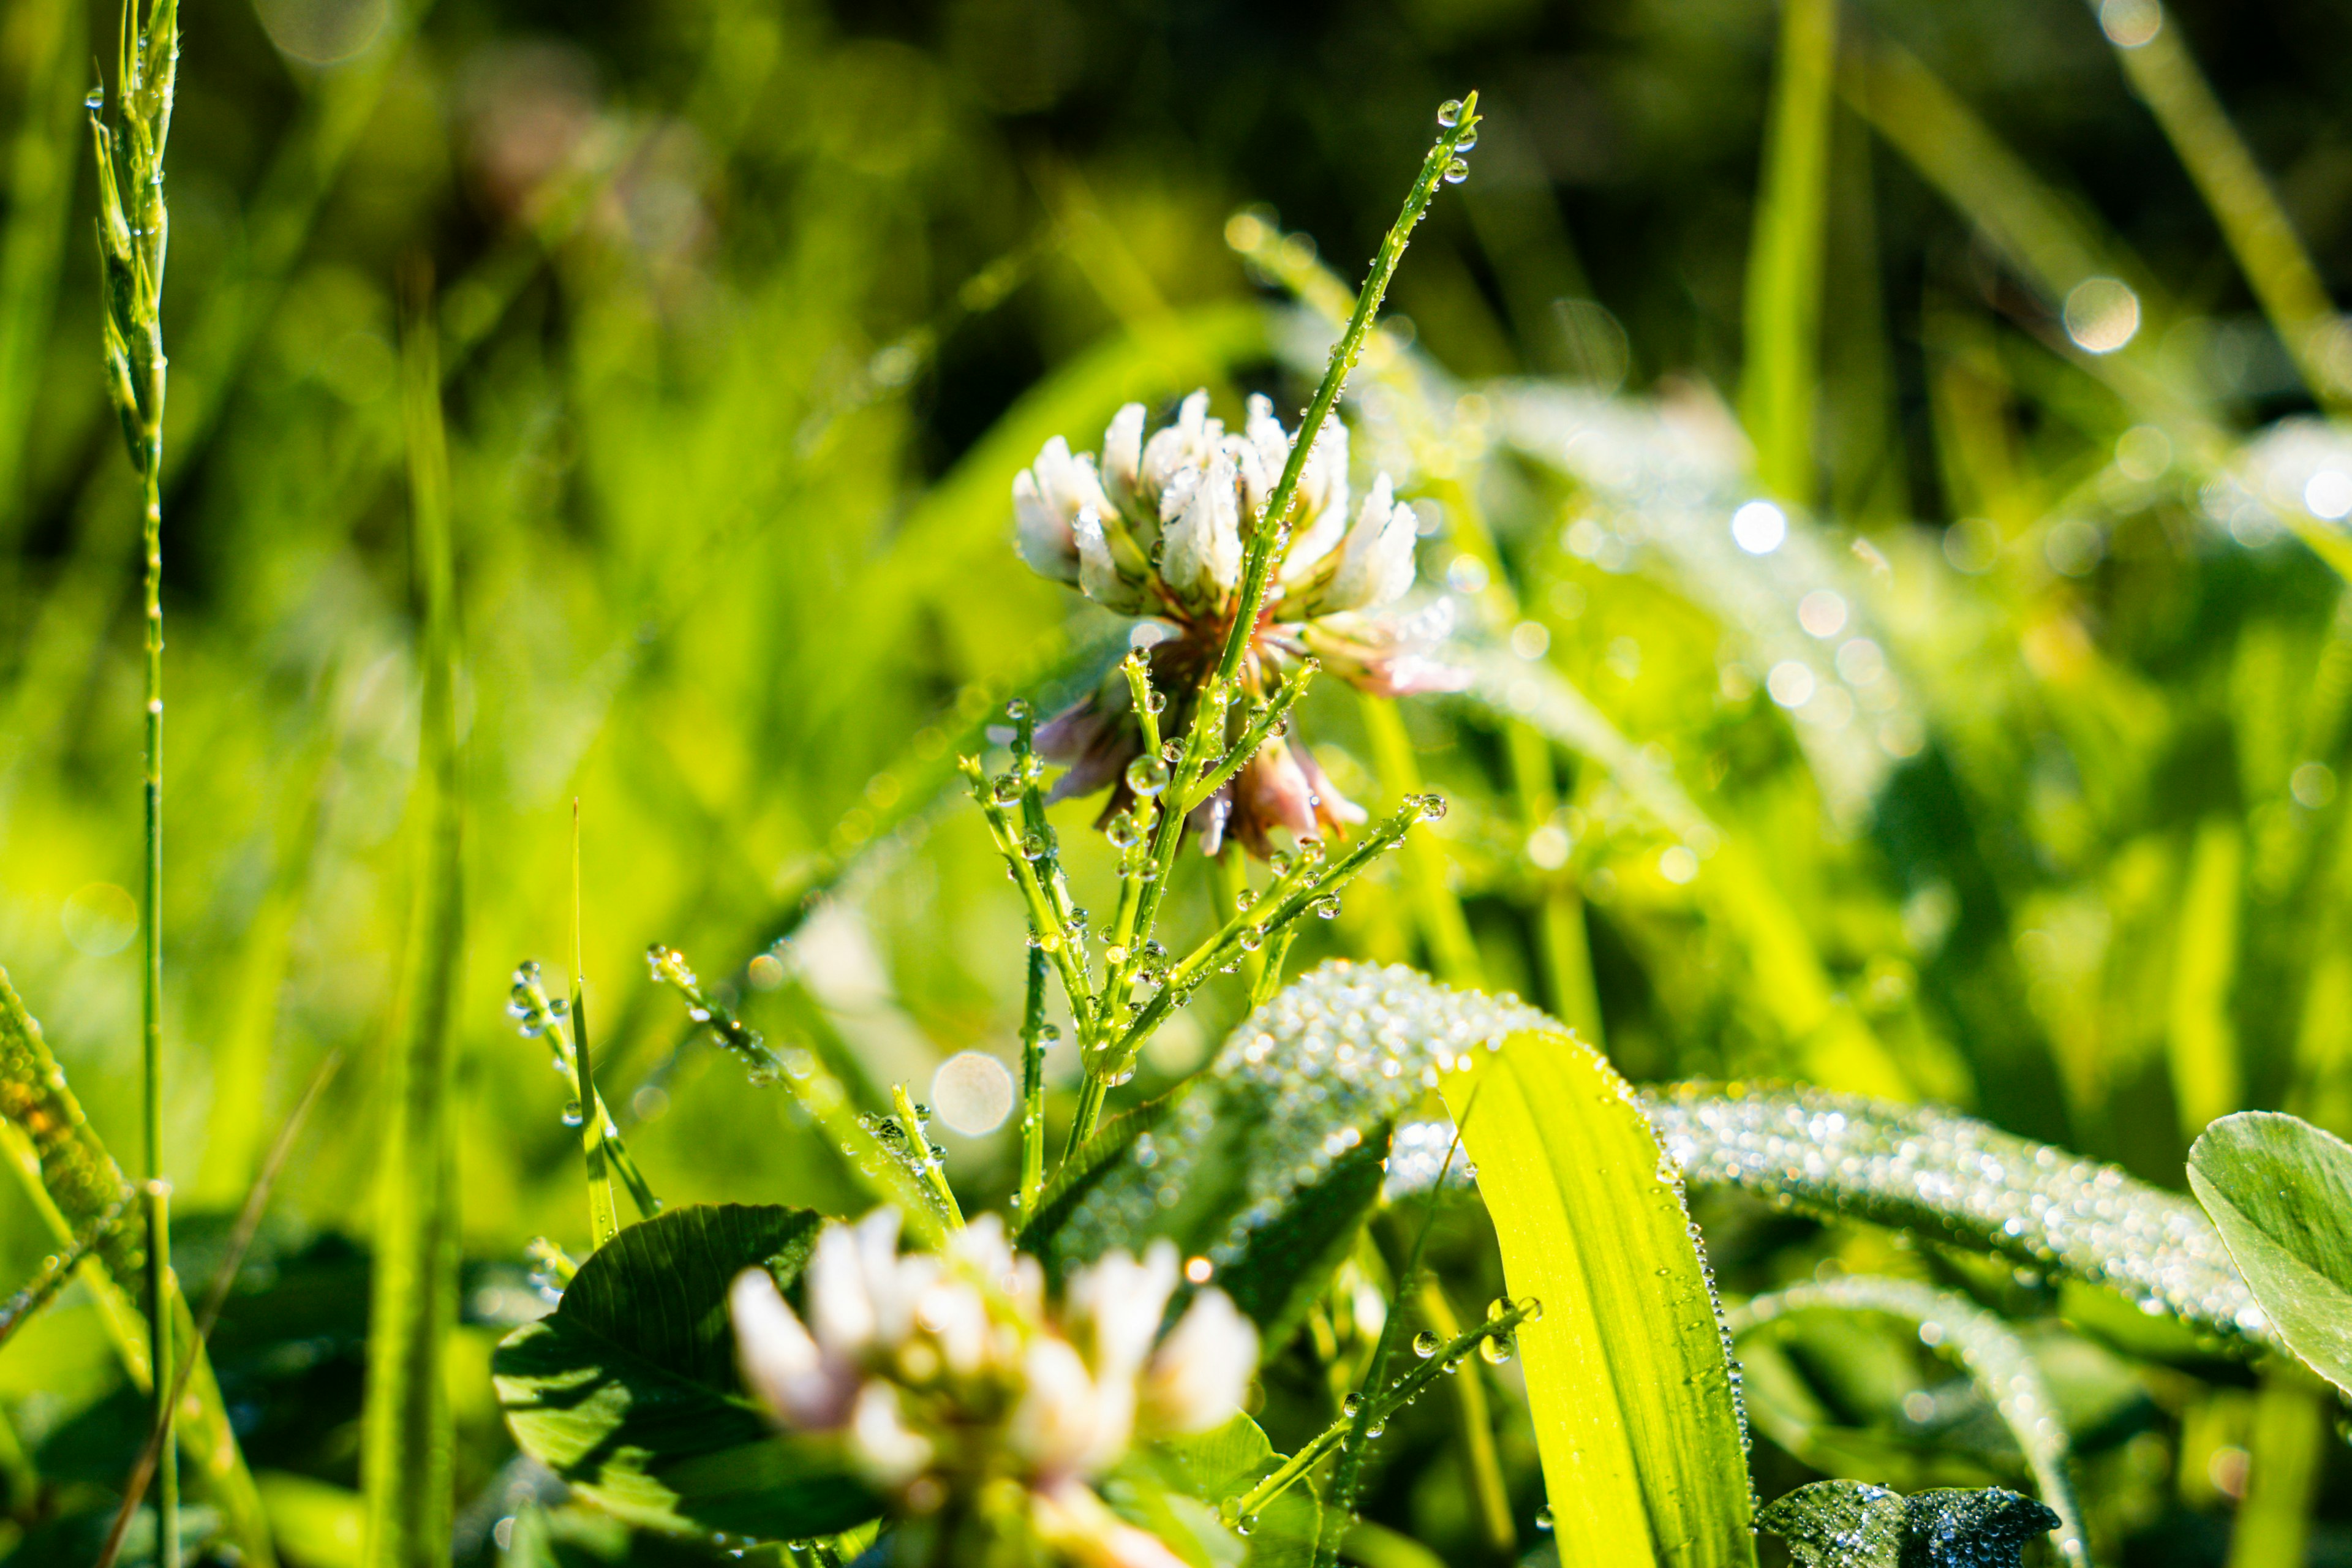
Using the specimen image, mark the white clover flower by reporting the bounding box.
[1008,391,1468,858]
[731,1210,1257,1560]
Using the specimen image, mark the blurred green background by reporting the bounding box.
[6,0,2352,1562]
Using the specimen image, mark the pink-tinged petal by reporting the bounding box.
[1044,704,1140,805]
[1034,696,1105,762]
[1234,743,1321,857]
[1300,600,1467,696]
[1357,652,1475,698]
[1294,742,1369,829]
[1188,785,1233,858]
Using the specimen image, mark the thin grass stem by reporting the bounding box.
[570,802,620,1248]
[1066,95,1483,1152]
[97,1049,343,1568]
[1017,946,1049,1216]
[360,261,465,1568]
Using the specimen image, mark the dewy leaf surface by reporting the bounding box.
[1645,1084,2274,1348]
[2187,1110,2352,1394]
[1757,1483,2059,1568]
[1434,998,1758,1564]
[1027,961,1531,1346]
[491,1202,876,1540]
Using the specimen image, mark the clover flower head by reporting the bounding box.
[1009,391,1469,857]
[731,1210,1258,1563]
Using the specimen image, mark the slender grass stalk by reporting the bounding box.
[89,4,180,1556]
[1315,1101,1477,1567]
[1740,0,1838,506]
[2094,3,2348,414]
[1016,946,1048,1217]
[361,261,465,1568]
[1057,97,1482,1156]
[891,1085,963,1230]
[646,946,944,1243]
[1242,1305,1537,1526]
[1412,1278,1513,1555]
[570,801,620,1248]
[97,1050,344,1568]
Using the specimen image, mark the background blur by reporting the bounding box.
[4,0,2352,1562]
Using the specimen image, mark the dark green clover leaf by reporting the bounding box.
[1757,1481,1902,1568]
[491,1203,881,1541]
[1898,1489,2060,1567]
[2187,1110,2352,1395]
[1758,1483,2058,1568]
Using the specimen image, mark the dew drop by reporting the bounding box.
[1437,99,1463,127]
[1411,1330,1441,1359]
[1126,755,1172,798]
[1020,831,1049,861]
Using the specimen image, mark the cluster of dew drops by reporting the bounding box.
[506,960,597,1127]
[1434,98,1478,184]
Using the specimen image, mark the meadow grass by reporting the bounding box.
[2,1,2351,1565]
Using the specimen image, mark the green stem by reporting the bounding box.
[1017,946,1048,1216]
[1740,0,1838,504]
[361,269,464,1568]
[1184,660,1318,811]
[1066,94,1483,1154]
[571,803,620,1248]
[1248,929,1297,1009]
[2099,4,2346,413]
[892,1085,963,1230]
[1238,1303,1529,1524]
[1061,1075,1109,1165]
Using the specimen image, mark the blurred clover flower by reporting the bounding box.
[1012,391,1466,857]
[731,1208,1256,1567]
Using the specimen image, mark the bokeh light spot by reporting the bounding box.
[930,1050,1015,1136]
[62,883,138,956]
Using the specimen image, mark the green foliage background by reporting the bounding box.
[4,0,2352,1562]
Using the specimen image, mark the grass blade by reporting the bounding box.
[1443,1033,1757,1566]
[1740,0,1838,505]
[571,801,620,1248]
[360,263,465,1568]
[96,1049,345,1568]
[0,965,278,1565]
[2094,4,2348,414]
